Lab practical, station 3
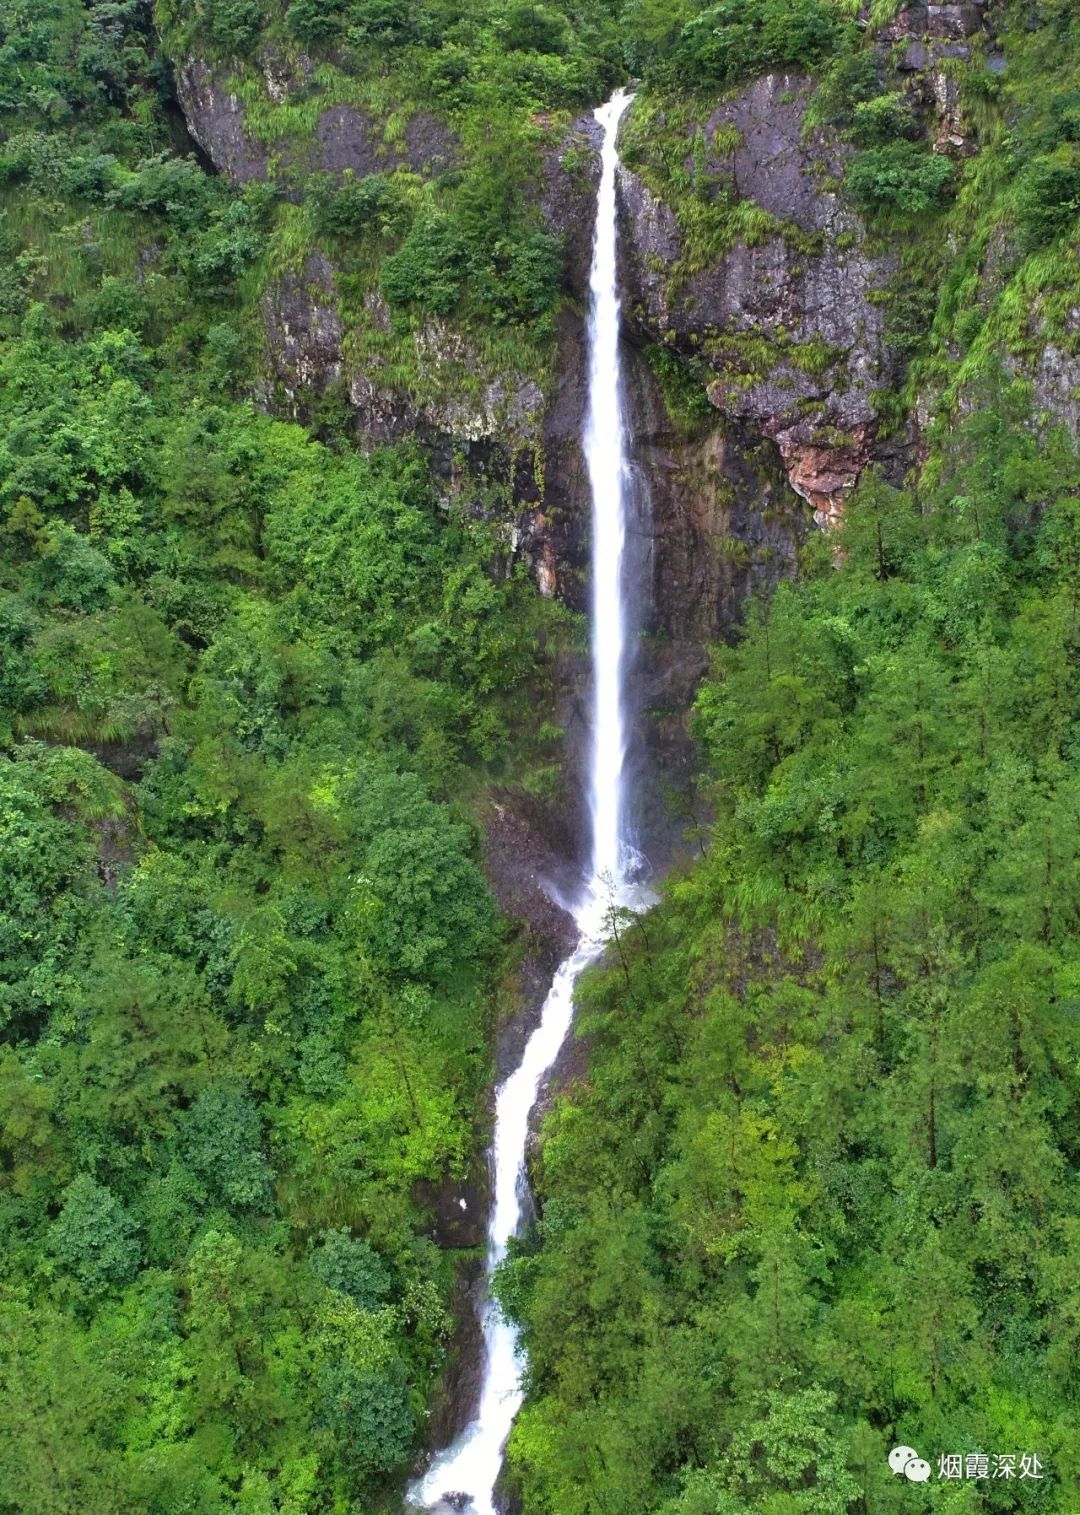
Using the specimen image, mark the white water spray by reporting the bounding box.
[407,89,641,1515]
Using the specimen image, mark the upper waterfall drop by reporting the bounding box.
[406,88,641,1515]
[585,87,635,888]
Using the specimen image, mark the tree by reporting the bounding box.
[178,1087,272,1211]
[313,1298,413,1476]
[309,1229,393,1307]
[51,1176,141,1298]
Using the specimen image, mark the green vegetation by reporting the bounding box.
[0,311,566,1509]
[500,385,1080,1513]
[500,6,1080,1512]
[153,0,626,388]
[3,0,1080,1511]
[670,0,848,90]
[846,141,954,216]
[618,0,849,87]
[0,1,570,1510]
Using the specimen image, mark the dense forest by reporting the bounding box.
[1,0,1079,1513]
[0,2,576,1510]
[495,5,1080,1514]
[500,396,1080,1513]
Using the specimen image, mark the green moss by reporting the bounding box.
[645,342,715,434]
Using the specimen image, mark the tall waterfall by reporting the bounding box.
[585,88,634,885]
[408,88,639,1515]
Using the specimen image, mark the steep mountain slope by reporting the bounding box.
[0,0,1079,1512]
[493,3,1080,1513]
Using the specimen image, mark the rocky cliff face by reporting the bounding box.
[178,56,459,184]
[173,2,1074,864]
[166,51,816,861]
[613,3,1007,531]
[619,73,898,530]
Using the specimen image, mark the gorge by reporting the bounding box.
[409,88,644,1515]
[2,3,1080,1513]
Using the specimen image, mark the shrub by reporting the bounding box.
[379,212,468,315]
[285,0,344,46]
[761,0,842,71]
[346,0,417,47]
[315,1352,412,1474]
[498,230,564,319]
[189,197,263,283]
[846,142,953,216]
[501,1,572,55]
[850,92,918,148]
[311,172,406,238]
[203,0,262,53]
[65,152,121,200]
[1049,89,1080,144]
[52,1175,142,1297]
[110,154,213,226]
[1015,154,1080,248]
[178,1086,273,1210]
[811,49,879,126]
[675,0,768,86]
[35,526,116,611]
[621,0,694,76]
[674,0,844,89]
[310,1230,393,1306]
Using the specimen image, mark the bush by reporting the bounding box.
[1016,154,1080,248]
[35,525,116,610]
[346,0,417,47]
[497,230,564,320]
[110,154,213,226]
[1049,89,1080,144]
[65,151,121,200]
[315,1352,412,1474]
[189,197,263,283]
[846,142,953,216]
[761,0,841,70]
[52,1175,142,1297]
[675,0,767,85]
[178,1086,272,1210]
[379,212,468,316]
[285,0,344,46]
[203,0,262,53]
[850,92,917,148]
[310,172,406,238]
[501,1,572,55]
[310,1230,393,1306]
[674,0,843,89]
[811,49,879,126]
[620,0,694,76]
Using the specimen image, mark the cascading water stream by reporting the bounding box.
[407,88,641,1515]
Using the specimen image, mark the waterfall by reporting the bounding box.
[585,88,634,885]
[407,88,640,1515]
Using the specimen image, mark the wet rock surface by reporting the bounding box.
[416,1253,488,1465]
[261,252,343,404]
[410,794,579,1466]
[177,58,273,183]
[618,73,901,527]
[483,796,581,1070]
[1022,313,1080,436]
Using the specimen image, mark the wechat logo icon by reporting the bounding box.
[890,1446,931,1483]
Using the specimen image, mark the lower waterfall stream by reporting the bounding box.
[407,87,643,1515]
